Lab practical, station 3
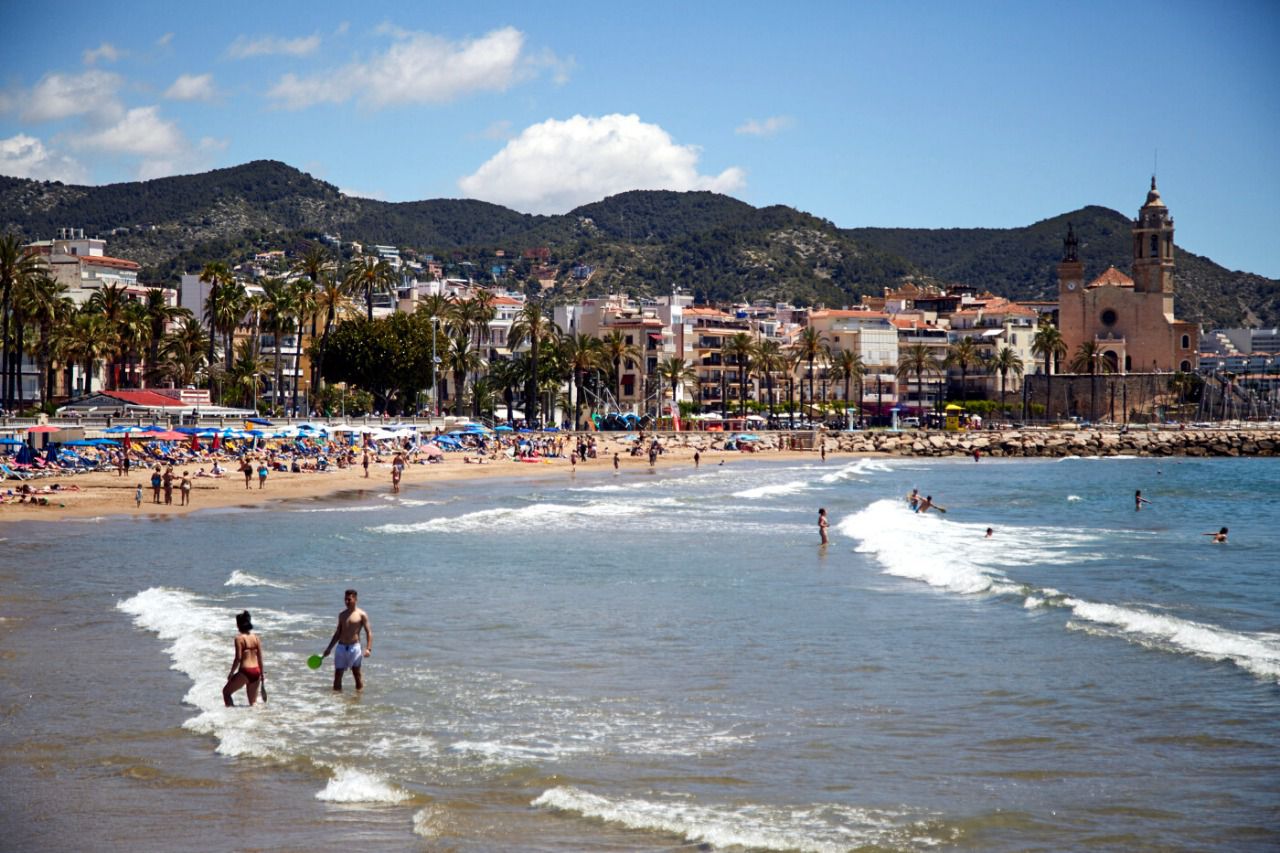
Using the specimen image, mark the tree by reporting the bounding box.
[86,283,130,390]
[198,261,233,368]
[508,300,559,424]
[990,345,1024,417]
[599,328,641,411]
[290,276,317,415]
[143,287,186,387]
[944,336,982,404]
[260,277,295,413]
[116,300,152,390]
[444,334,483,416]
[22,273,72,405]
[228,339,271,409]
[559,332,603,429]
[897,343,941,417]
[722,332,755,418]
[830,348,865,424]
[793,327,828,417]
[1031,321,1068,422]
[343,255,396,321]
[158,316,210,387]
[1070,340,1114,420]
[0,234,40,410]
[753,339,787,420]
[655,356,697,424]
[56,308,116,396]
[294,246,333,407]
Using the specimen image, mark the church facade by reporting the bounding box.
[1056,178,1198,375]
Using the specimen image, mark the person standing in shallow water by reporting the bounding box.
[818,507,830,544]
[223,610,264,706]
[1135,490,1151,511]
[322,589,372,692]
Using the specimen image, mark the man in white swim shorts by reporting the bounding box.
[321,589,373,691]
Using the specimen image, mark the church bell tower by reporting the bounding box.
[1057,221,1084,296]
[1132,177,1175,294]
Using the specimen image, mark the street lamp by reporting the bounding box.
[431,316,441,418]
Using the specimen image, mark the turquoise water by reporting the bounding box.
[2,455,1278,851]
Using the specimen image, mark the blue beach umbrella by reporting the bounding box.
[0,436,22,445]
[494,425,513,432]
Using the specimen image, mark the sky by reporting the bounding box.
[1,0,1278,277]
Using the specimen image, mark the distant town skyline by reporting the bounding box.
[1,1,1277,278]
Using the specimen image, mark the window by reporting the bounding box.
[1150,235,1159,256]
[1180,360,1192,372]
[1124,355,1132,371]
[1101,309,1117,327]
[1181,334,1190,349]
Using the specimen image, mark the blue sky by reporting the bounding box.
[2,0,1277,277]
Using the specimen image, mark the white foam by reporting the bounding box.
[315,766,410,803]
[733,480,809,499]
[291,504,388,513]
[225,570,293,589]
[1062,598,1280,682]
[369,500,646,535]
[532,786,928,852]
[818,457,895,484]
[837,500,1008,594]
[1067,494,1083,502]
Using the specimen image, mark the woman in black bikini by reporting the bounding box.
[223,610,265,706]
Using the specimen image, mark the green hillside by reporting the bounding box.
[1,160,1274,327]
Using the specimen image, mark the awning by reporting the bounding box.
[648,333,662,341]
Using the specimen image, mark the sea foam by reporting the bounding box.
[315,766,410,803]
[532,786,930,852]
[225,570,293,589]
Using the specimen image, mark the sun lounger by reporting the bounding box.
[1,463,34,481]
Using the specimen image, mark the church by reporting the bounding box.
[1056,178,1199,375]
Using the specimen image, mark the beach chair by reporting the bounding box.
[1,463,34,481]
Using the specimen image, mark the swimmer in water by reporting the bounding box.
[1201,526,1228,543]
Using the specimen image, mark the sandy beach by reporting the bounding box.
[1,441,828,523]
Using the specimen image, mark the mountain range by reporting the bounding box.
[1,160,1274,328]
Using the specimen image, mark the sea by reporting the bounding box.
[2,453,1278,852]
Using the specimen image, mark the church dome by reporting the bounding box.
[1144,176,1165,208]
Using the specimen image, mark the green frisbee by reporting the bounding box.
[307,654,323,670]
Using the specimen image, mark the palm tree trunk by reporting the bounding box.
[14,317,25,410]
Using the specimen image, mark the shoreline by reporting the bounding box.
[0,443,829,524]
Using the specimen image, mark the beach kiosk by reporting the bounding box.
[945,403,964,432]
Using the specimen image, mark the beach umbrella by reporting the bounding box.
[94,439,121,446]
[26,425,59,434]
[422,443,445,459]
[151,430,188,441]
[16,444,34,464]
[0,436,22,445]
[736,433,762,441]
[543,426,560,433]
[46,443,58,463]
[494,425,513,432]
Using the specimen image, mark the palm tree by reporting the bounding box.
[1031,321,1068,422]
[290,277,317,415]
[752,339,790,422]
[508,300,559,424]
[143,287,185,387]
[58,309,117,396]
[444,335,484,416]
[260,278,295,413]
[293,246,331,405]
[793,327,829,418]
[487,356,522,423]
[158,316,210,387]
[199,261,233,367]
[722,332,755,418]
[945,336,982,405]
[830,348,866,426]
[599,328,641,411]
[228,339,270,410]
[990,346,1024,417]
[314,273,355,388]
[116,300,152,389]
[0,234,41,410]
[22,273,71,405]
[559,332,603,429]
[204,272,246,374]
[343,255,396,321]
[86,283,130,390]
[897,343,942,418]
[1070,340,1114,421]
[655,356,697,424]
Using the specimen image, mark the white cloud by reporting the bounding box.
[228,33,321,59]
[477,119,512,140]
[735,115,794,137]
[0,134,87,183]
[338,186,386,200]
[267,26,530,110]
[72,106,187,157]
[22,70,122,123]
[156,32,174,47]
[458,114,746,214]
[83,42,123,65]
[164,73,216,102]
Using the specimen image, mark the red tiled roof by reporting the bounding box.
[812,309,889,319]
[1089,266,1133,288]
[102,390,188,407]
